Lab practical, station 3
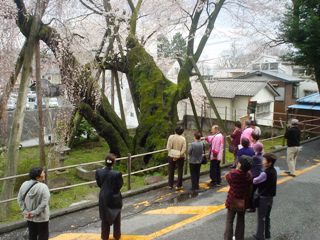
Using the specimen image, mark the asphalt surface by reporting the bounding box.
[1,139,320,240]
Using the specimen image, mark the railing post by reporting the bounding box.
[184,153,188,175]
[127,153,132,191]
[223,135,226,165]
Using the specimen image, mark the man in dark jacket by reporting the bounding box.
[284,119,301,177]
[96,153,123,240]
[253,153,277,240]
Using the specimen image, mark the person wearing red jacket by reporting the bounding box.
[224,155,253,240]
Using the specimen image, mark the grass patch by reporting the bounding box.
[0,136,285,223]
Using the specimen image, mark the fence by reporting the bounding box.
[1,113,319,205]
[0,133,288,205]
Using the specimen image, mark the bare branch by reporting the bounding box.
[79,0,103,15]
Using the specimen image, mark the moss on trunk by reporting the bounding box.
[127,38,180,162]
[79,102,130,157]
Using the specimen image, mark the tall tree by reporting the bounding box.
[279,0,320,91]
[10,0,227,164]
[0,0,49,218]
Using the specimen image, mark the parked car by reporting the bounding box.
[34,98,46,109]
[7,99,16,111]
[48,97,59,108]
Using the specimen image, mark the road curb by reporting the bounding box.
[1,135,319,234]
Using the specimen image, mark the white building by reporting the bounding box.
[178,78,279,126]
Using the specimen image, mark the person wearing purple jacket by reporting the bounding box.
[237,138,255,162]
[247,142,264,212]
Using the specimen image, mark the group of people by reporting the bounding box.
[17,154,123,240]
[17,118,301,240]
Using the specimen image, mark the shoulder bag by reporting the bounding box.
[201,143,207,165]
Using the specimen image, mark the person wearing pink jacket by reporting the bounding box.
[241,120,254,147]
[202,125,224,187]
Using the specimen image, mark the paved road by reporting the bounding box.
[1,139,320,240]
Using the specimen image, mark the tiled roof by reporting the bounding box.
[207,79,278,99]
[239,71,303,82]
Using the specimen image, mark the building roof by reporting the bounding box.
[288,93,320,111]
[288,104,320,111]
[296,92,320,104]
[207,79,279,99]
[239,71,303,83]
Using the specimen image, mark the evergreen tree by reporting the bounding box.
[171,32,187,58]
[279,0,320,91]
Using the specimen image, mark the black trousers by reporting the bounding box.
[249,184,258,209]
[255,197,273,240]
[224,209,245,240]
[101,213,121,240]
[27,221,49,240]
[210,160,221,184]
[168,157,184,188]
[189,163,201,190]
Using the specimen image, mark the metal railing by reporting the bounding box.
[1,113,319,204]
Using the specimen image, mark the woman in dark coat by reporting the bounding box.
[96,153,123,240]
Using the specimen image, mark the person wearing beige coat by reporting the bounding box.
[167,126,187,190]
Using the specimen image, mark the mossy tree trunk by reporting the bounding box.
[13,0,227,159]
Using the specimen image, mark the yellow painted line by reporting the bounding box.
[133,201,151,208]
[278,163,320,184]
[145,205,225,239]
[314,159,320,163]
[50,233,150,240]
[199,182,210,190]
[51,162,320,240]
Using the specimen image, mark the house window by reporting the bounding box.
[252,64,260,70]
[275,87,285,101]
[292,84,299,98]
[270,63,278,70]
[304,90,317,96]
[261,63,269,70]
[256,102,271,115]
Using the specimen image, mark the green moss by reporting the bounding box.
[127,39,180,161]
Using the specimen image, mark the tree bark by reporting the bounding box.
[0,0,48,218]
[0,42,26,121]
[35,41,46,168]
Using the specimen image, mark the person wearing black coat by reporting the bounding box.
[96,153,123,240]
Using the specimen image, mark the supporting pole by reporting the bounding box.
[35,41,46,169]
[111,71,115,109]
[189,57,231,145]
[113,70,126,125]
[127,153,132,191]
[102,70,106,93]
[189,94,201,133]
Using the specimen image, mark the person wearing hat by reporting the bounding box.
[96,153,123,240]
[284,119,301,177]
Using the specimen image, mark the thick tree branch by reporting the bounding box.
[187,1,205,56]
[194,0,225,62]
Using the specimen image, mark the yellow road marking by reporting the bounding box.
[199,182,210,190]
[51,162,320,240]
[133,201,151,208]
[217,186,229,192]
[50,233,150,240]
[145,205,225,239]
